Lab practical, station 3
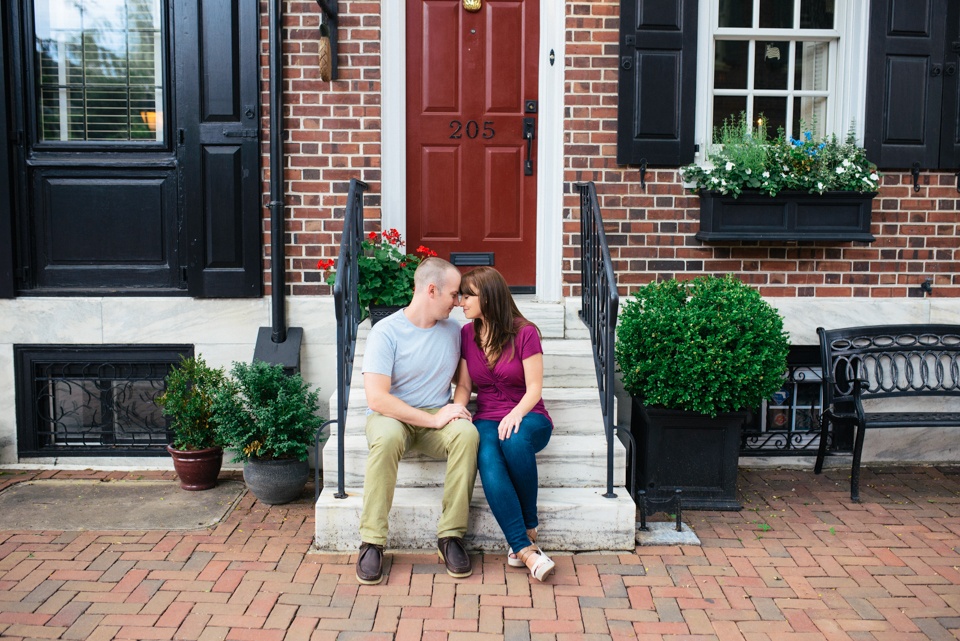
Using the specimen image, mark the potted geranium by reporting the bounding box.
[214,360,325,505]
[156,355,227,491]
[681,116,880,242]
[615,275,790,510]
[318,229,438,325]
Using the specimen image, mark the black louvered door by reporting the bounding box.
[0,3,15,298]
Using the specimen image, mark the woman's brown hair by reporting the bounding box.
[460,267,541,368]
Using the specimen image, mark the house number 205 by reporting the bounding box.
[449,120,495,139]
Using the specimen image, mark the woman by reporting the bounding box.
[453,267,555,581]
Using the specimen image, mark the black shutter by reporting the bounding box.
[939,0,960,167]
[616,0,698,166]
[176,0,262,297]
[865,0,947,169]
[0,7,14,299]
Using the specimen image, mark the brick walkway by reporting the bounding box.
[2,465,960,641]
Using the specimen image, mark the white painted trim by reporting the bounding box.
[380,1,563,301]
[380,1,406,239]
[535,1,564,303]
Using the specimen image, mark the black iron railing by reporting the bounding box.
[575,182,620,499]
[316,177,368,502]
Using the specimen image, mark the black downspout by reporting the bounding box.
[254,0,303,374]
[269,0,286,344]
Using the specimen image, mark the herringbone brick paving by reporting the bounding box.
[2,465,960,641]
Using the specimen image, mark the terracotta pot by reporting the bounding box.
[167,445,223,491]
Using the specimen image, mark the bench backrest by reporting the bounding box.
[817,325,960,407]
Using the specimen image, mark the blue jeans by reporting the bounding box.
[474,412,552,554]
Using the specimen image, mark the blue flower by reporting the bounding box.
[804,131,812,141]
[818,142,825,149]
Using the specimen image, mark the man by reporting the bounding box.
[356,256,478,585]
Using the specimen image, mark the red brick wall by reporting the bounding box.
[260,0,959,299]
[261,0,381,296]
[562,0,960,299]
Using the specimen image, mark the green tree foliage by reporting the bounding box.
[156,355,227,451]
[615,276,790,417]
[213,361,324,463]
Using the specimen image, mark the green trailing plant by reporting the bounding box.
[156,355,227,451]
[318,229,438,317]
[680,113,880,197]
[615,275,790,417]
[213,360,325,462]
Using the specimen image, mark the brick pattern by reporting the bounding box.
[259,1,959,299]
[262,0,381,297]
[561,0,960,298]
[5,465,960,641]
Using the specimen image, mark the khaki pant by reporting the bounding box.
[360,410,478,545]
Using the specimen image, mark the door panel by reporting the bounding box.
[407,0,539,287]
[0,2,15,298]
[177,0,261,297]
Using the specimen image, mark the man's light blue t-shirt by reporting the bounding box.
[361,309,460,412]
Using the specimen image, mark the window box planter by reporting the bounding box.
[695,189,878,242]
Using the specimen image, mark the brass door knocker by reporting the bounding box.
[463,0,481,12]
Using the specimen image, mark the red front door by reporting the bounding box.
[406,0,540,288]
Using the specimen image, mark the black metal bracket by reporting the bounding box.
[954,170,959,194]
[637,489,682,533]
[912,161,921,193]
[316,0,339,80]
[639,158,647,191]
[920,277,933,296]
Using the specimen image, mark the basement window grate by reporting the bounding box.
[15,345,193,457]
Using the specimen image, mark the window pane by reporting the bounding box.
[719,0,753,27]
[792,96,828,139]
[794,41,829,91]
[755,96,786,137]
[800,0,834,28]
[714,41,749,89]
[755,41,789,89]
[759,0,794,28]
[713,96,747,136]
[34,0,164,143]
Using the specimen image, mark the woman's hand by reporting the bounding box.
[498,409,525,440]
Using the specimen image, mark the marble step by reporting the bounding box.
[351,338,598,388]
[321,430,625,488]
[314,486,636,552]
[329,388,617,437]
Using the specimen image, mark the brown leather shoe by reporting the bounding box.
[437,537,472,578]
[356,542,384,585]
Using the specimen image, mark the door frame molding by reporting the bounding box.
[382,0,564,303]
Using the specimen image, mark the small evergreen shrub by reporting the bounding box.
[156,355,227,451]
[213,360,325,462]
[615,276,790,417]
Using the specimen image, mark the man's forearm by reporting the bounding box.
[369,392,439,428]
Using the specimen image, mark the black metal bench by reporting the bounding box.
[814,324,960,501]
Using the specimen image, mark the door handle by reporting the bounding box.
[523,117,536,176]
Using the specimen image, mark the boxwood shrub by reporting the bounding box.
[615,275,790,417]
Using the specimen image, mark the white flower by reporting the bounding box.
[762,171,770,178]
[745,168,752,175]
[836,166,845,174]
[711,177,719,184]
[869,173,879,181]
[725,161,735,171]
[842,159,851,167]
[721,179,727,186]
[783,165,789,171]
[817,182,825,191]
[704,168,712,175]
[781,173,787,178]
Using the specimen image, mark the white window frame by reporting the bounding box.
[693,0,871,164]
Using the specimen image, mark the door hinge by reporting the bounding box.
[178,129,185,146]
[180,266,188,283]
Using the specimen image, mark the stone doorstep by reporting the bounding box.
[314,486,637,552]
[635,521,701,546]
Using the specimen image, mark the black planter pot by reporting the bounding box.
[243,457,309,505]
[368,304,404,326]
[629,398,747,511]
[695,189,878,242]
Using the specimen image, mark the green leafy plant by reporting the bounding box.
[156,355,227,451]
[680,113,880,197]
[319,229,437,316]
[615,275,790,417]
[213,360,325,462]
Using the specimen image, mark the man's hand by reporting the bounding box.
[431,403,472,429]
